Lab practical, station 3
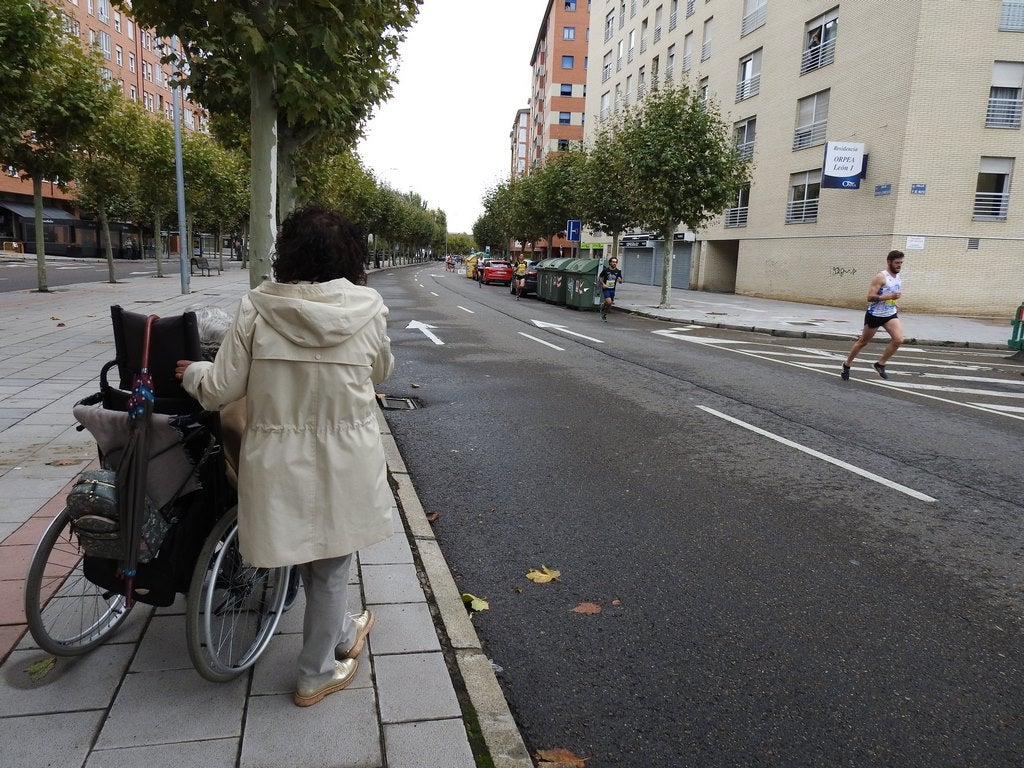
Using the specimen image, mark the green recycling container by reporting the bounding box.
[536,258,574,305]
[563,258,602,311]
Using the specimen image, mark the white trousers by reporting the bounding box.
[295,554,357,681]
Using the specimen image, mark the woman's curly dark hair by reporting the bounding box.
[272,203,368,285]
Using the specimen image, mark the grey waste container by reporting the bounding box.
[563,258,602,311]
[536,258,574,305]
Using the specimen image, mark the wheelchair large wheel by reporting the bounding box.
[24,507,132,655]
[186,506,290,682]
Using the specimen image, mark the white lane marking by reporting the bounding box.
[697,406,937,503]
[430,292,439,297]
[884,381,1024,399]
[786,361,1020,388]
[969,403,1024,414]
[457,306,474,314]
[532,319,604,343]
[55,265,90,270]
[519,332,564,351]
[652,329,751,344]
[406,320,444,345]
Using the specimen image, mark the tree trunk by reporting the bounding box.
[277,135,298,220]
[216,225,223,269]
[611,231,621,262]
[658,225,674,308]
[154,213,165,278]
[241,219,250,269]
[33,177,48,292]
[546,235,554,260]
[249,66,278,288]
[99,205,116,283]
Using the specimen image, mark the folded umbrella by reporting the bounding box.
[116,314,157,608]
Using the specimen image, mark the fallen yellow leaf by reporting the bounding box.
[461,593,489,612]
[535,747,587,767]
[26,657,56,682]
[526,565,561,583]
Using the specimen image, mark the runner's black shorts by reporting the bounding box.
[864,311,897,329]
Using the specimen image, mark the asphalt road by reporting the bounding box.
[0,257,204,292]
[371,265,1024,768]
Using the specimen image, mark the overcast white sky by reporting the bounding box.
[357,0,551,234]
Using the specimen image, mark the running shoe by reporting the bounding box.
[873,362,889,380]
[841,364,850,381]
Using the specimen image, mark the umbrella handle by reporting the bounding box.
[140,315,158,371]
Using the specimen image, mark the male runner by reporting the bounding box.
[842,250,904,380]
[599,257,623,321]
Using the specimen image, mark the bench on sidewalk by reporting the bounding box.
[190,256,221,276]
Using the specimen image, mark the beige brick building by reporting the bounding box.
[583,0,1024,316]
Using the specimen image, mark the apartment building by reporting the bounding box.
[584,0,1024,316]
[510,108,530,178]
[0,0,205,258]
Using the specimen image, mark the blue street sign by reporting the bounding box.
[566,219,581,242]
[911,183,927,195]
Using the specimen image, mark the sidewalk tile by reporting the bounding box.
[365,602,440,655]
[361,563,424,605]
[375,651,462,723]
[0,644,133,716]
[241,687,381,768]
[385,718,476,768]
[129,614,192,672]
[250,632,373,696]
[96,668,246,749]
[0,710,104,768]
[360,531,414,565]
[85,738,239,768]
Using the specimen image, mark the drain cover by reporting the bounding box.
[378,395,419,410]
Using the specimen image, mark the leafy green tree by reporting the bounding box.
[132,107,179,278]
[620,84,750,307]
[523,150,587,259]
[0,0,55,147]
[73,100,148,283]
[446,232,475,255]
[581,121,639,264]
[122,0,420,287]
[472,211,504,256]
[1,26,117,291]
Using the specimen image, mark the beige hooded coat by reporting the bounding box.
[182,278,394,567]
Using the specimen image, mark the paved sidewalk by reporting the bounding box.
[0,262,531,768]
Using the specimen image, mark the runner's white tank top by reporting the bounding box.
[868,271,901,318]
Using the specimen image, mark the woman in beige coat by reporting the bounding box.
[176,204,393,707]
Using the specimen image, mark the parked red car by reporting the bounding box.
[481,259,513,285]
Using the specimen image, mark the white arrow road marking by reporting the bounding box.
[519,332,564,351]
[531,320,604,343]
[457,306,474,314]
[406,320,444,345]
[697,405,936,503]
[652,328,752,344]
[430,292,439,296]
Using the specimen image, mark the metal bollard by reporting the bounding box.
[1010,302,1024,350]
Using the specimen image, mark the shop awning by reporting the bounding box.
[0,202,77,221]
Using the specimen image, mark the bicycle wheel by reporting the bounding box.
[24,507,132,655]
[186,506,290,682]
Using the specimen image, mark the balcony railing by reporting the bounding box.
[604,26,614,42]
[792,119,827,149]
[701,40,712,61]
[800,38,836,74]
[669,10,678,30]
[786,199,818,223]
[741,6,767,37]
[600,106,612,121]
[664,65,674,83]
[736,140,754,160]
[736,74,760,101]
[986,97,1023,128]
[654,27,662,44]
[617,56,623,72]
[973,191,1010,220]
[628,48,635,63]
[686,0,695,18]
[631,0,638,17]
[724,206,749,228]
[682,53,692,72]
[1000,0,1024,30]
[602,66,612,83]
[638,82,647,99]
[640,36,648,53]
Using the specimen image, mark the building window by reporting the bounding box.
[115,45,122,66]
[741,0,767,36]
[625,74,633,104]
[617,39,624,71]
[670,0,679,30]
[628,28,636,62]
[558,139,571,150]
[564,26,576,40]
[701,17,713,61]
[601,91,612,120]
[666,44,675,81]
[1001,1,1024,31]
[128,53,136,73]
[602,51,613,82]
[802,10,837,74]
[561,83,573,96]
[565,0,577,9]
[638,66,647,99]
[97,0,108,23]
[794,89,829,149]
[126,20,133,40]
[988,62,1024,128]
[686,0,695,18]
[559,112,572,124]
[98,31,111,59]
[605,10,615,41]
[974,157,1013,220]
[682,31,693,71]
[562,55,574,69]
[736,49,762,101]
[697,76,709,109]
[787,170,820,223]
[735,116,756,159]
[87,0,93,16]
[129,85,136,101]
[654,5,663,43]
[724,185,750,227]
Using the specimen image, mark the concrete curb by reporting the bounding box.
[378,413,534,768]
[619,307,1009,351]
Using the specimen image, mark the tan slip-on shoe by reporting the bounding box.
[337,609,375,660]
[293,659,358,707]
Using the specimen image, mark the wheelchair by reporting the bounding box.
[23,305,297,682]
